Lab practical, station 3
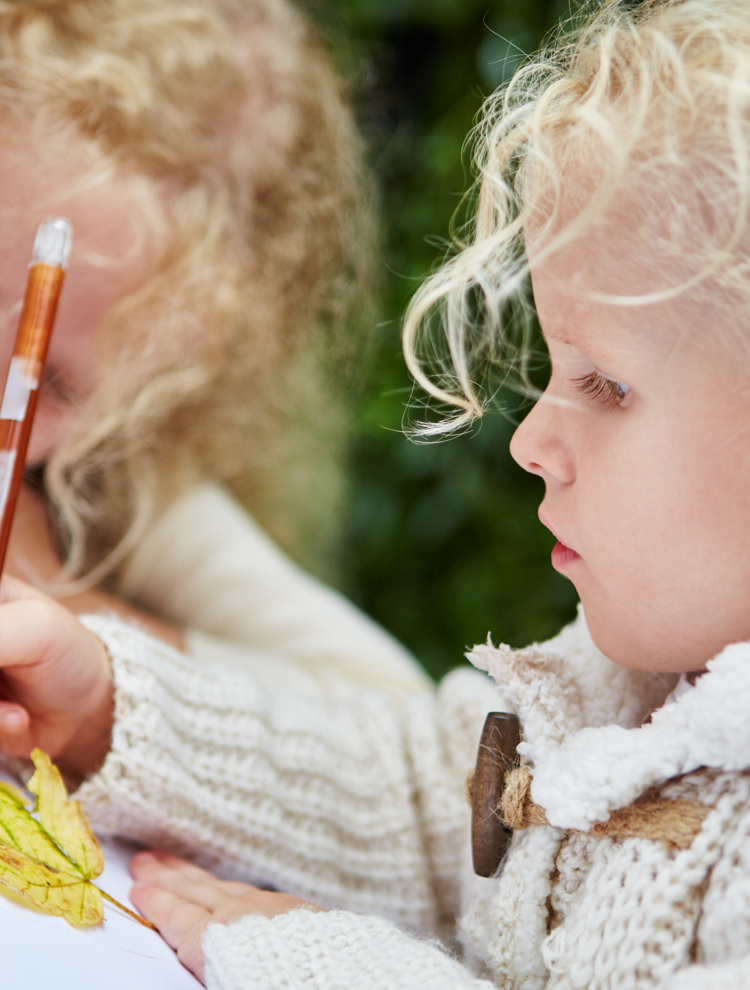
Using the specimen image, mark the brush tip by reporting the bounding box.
[32,217,73,270]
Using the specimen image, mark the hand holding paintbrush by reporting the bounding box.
[0,218,167,775]
[0,223,185,650]
[0,218,114,775]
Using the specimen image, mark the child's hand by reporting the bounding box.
[0,576,114,781]
[130,851,323,982]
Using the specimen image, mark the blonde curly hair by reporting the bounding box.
[404,0,750,433]
[0,0,372,582]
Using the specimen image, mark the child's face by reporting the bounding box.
[511,226,750,674]
[0,137,155,464]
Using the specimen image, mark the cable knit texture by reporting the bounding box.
[204,911,496,990]
[75,609,750,989]
[76,613,497,932]
[116,482,430,701]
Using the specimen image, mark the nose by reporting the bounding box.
[509,390,575,485]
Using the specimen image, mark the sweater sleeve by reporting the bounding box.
[74,614,498,935]
[203,910,496,990]
[662,958,750,990]
[116,482,431,702]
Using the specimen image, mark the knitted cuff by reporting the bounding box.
[203,908,492,990]
[662,959,750,990]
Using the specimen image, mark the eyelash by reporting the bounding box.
[571,371,630,406]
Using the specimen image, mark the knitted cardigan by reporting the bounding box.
[117,481,430,702]
[74,610,750,990]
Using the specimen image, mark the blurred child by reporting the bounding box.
[4,0,750,987]
[0,0,429,701]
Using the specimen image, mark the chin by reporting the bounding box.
[584,608,710,674]
[582,606,657,672]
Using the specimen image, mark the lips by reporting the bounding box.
[551,540,580,570]
[539,511,581,570]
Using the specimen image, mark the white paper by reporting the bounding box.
[0,771,201,988]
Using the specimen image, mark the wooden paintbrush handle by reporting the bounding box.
[0,219,71,575]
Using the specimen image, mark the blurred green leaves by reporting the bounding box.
[311,0,580,679]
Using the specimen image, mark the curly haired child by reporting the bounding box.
[2,0,748,987]
[0,0,428,701]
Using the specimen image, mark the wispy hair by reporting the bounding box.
[0,0,373,583]
[404,0,750,433]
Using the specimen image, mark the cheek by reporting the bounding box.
[579,405,747,572]
[7,292,100,467]
[45,272,108,396]
[26,392,76,465]
[575,428,674,573]
[574,418,750,670]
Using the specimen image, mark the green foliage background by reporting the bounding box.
[311,0,580,680]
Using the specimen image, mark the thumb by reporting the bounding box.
[0,593,86,679]
[0,581,113,769]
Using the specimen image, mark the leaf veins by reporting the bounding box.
[0,749,154,929]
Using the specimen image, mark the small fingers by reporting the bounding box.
[132,850,218,883]
[130,851,231,911]
[0,702,28,736]
[129,882,209,980]
[130,851,315,928]
[0,702,34,760]
[129,881,207,942]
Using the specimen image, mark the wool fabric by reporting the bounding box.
[118,481,431,701]
[74,608,750,989]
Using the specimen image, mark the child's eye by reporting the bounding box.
[571,371,630,406]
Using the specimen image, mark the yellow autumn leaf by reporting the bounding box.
[0,784,76,875]
[28,748,104,880]
[0,750,154,929]
[0,842,103,926]
[0,780,29,806]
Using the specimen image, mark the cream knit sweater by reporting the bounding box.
[74,610,750,990]
[116,481,430,701]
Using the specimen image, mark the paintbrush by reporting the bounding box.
[0,217,72,573]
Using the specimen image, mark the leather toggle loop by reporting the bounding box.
[469,714,712,878]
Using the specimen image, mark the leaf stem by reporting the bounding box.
[95,885,158,931]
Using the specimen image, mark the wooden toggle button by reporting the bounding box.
[471,712,521,878]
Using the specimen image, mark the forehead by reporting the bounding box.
[527,200,656,301]
[522,127,743,314]
[528,240,705,371]
[525,187,720,363]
